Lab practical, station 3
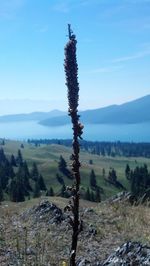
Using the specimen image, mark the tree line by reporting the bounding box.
[27,139,150,158]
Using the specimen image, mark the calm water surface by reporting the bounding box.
[0,121,150,142]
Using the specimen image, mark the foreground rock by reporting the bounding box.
[20,200,68,224]
[103,241,150,265]
[108,191,134,204]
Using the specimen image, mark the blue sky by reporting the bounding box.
[0,0,150,114]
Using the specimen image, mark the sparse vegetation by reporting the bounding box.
[1,198,150,264]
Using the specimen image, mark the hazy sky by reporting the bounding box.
[0,0,150,114]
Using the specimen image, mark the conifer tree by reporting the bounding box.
[17,164,31,195]
[90,191,95,202]
[9,175,25,202]
[125,164,130,180]
[85,187,91,201]
[46,187,54,196]
[49,187,54,196]
[58,155,67,172]
[16,149,23,166]
[33,181,41,198]
[95,187,101,202]
[0,148,6,162]
[38,174,47,191]
[11,154,17,167]
[90,169,97,188]
[30,162,39,181]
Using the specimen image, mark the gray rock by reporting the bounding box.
[77,257,91,265]
[26,247,36,255]
[103,241,150,266]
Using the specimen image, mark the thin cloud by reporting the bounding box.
[112,49,150,63]
[88,65,123,74]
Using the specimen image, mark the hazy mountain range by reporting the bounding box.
[0,95,150,126]
[0,110,66,123]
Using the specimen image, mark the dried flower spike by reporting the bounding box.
[64,24,83,266]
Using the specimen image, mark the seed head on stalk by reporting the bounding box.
[64,24,83,266]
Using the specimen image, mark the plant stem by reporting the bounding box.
[64,24,83,266]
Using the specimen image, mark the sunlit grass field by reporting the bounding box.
[2,139,150,199]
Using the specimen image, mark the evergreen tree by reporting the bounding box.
[0,148,6,162]
[58,155,67,172]
[56,173,65,185]
[85,187,91,201]
[23,161,31,180]
[16,149,23,166]
[10,154,17,167]
[33,181,41,198]
[58,155,72,179]
[102,168,105,178]
[46,187,54,196]
[130,164,150,200]
[95,187,101,202]
[30,162,39,181]
[125,164,130,180]
[38,174,47,191]
[0,158,13,190]
[6,160,15,179]
[9,176,25,202]
[17,164,31,195]
[90,169,97,188]
[108,168,117,183]
[90,191,95,202]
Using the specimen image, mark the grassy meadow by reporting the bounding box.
[2,139,150,199]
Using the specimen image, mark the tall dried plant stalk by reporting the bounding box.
[64,24,83,266]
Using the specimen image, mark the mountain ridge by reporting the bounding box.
[0,95,150,125]
[40,94,150,126]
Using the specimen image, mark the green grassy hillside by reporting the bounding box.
[2,139,150,199]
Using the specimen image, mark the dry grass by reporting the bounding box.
[1,197,150,265]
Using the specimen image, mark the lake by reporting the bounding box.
[0,121,150,142]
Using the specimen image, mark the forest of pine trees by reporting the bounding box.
[0,148,48,202]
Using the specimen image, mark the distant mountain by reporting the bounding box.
[0,110,66,123]
[39,95,150,126]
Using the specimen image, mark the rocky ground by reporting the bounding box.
[1,196,150,265]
